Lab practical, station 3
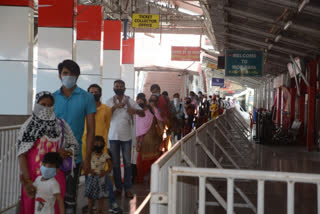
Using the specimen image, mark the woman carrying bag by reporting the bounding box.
[17,91,78,214]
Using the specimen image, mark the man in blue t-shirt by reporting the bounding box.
[53,59,96,214]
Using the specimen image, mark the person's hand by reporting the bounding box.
[24,182,36,198]
[100,170,107,178]
[136,142,142,152]
[83,159,91,175]
[58,149,72,159]
[114,102,125,109]
[127,107,136,115]
[106,167,112,174]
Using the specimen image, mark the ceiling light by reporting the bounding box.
[275,35,282,42]
[178,8,200,16]
[284,21,292,30]
[298,0,310,13]
[268,44,273,50]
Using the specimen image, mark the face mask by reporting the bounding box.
[139,103,145,109]
[34,103,55,120]
[62,76,77,89]
[114,89,125,96]
[152,92,160,97]
[93,94,101,102]
[94,145,104,153]
[173,98,179,104]
[40,165,57,179]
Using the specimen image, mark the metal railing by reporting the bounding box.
[0,125,21,213]
[168,167,320,214]
[135,108,259,213]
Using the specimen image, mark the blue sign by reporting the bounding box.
[225,50,263,76]
[211,78,224,87]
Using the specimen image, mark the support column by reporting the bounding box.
[36,0,76,93]
[299,74,306,138]
[290,78,296,125]
[276,87,282,128]
[307,62,317,151]
[102,20,121,101]
[76,5,103,90]
[121,38,135,98]
[0,0,34,114]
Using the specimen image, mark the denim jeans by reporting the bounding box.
[109,140,132,192]
[105,174,116,205]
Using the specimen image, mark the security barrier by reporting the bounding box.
[136,108,258,214]
[168,167,320,214]
[0,125,21,213]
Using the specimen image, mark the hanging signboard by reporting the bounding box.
[203,56,217,69]
[132,14,159,28]
[225,50,263,76]
[171,46,201,61]
[211,78,224,87]
[288,57,302,78]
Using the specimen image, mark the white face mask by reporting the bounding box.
[33,103,55,120]
[173,98,179,105]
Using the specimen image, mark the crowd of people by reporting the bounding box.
[16,59,234,214]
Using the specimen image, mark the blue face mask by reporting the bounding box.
[40,166,57,179]
[61,76,77,89]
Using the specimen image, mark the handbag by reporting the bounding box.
[59,119,73,173]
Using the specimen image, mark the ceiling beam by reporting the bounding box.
[224,7,320,37]
[253,0,320,17]
[219,32,310,57]
[225,23,319,52]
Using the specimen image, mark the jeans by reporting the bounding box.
[109,140,132,192]
[105,174,116,205]
[64,163,81,214]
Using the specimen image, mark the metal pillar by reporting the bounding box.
[277,87,282,128]
[290,78,296,125]
[307,62,317,151]
[299,73,306,140]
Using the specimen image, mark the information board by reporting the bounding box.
[211,78,224,87]
[171,46,200,61]
[225,50,263,76]
[132,14,159,28]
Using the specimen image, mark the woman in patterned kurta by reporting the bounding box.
[17,91,78,214]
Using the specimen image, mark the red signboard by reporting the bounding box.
[171,46,200,61]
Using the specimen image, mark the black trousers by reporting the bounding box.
[64,163,81,214]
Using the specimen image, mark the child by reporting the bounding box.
[33,152,64,214]
[85,136,122,214]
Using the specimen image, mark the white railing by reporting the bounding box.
[168,167,320,214]
[0,125,21,213]
[135,108,258,214]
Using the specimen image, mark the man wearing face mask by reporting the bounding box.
[53,60,96,214]
[170,93,187,143]
[106,80,145,199]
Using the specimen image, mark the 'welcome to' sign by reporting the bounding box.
[225,50,263,76]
